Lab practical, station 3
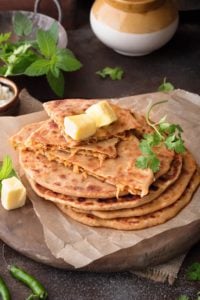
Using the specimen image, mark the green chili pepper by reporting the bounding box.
[0,276,11,300]
[9,265,47,300]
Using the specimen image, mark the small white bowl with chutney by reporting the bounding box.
[90,0,179,56]
[0,77,18,114]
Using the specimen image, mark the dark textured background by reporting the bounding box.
[0,6,200,300]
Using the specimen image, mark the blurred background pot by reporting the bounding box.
[90,0,179,56]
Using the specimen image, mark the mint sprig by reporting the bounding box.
[0,156,17,191]
[136,101,185,173]
[0,13,82,96]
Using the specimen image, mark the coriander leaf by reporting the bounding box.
[135,156,148,170]
[143,133,162,147]
[186,263,200,281]
[165,135,185,153]
[47,70,64,97]
[0,32,11,44]
[13,12,33,36]
[47,22,59,43]
[176,295,190,300]
[0,156,13,181]
[96,67,124,80]
[158,77,175,92]
[139,140,153,155]
[36,29,56,58]
[25,59,50,76]
[56,48,82,72]
[148,154,160,173]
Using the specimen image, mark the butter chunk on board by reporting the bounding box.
[1,176,26,210]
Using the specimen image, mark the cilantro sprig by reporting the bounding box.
[96,67,124,80]
[136,100,185,173]
[158,77,175,92]
[0,13,82,96]
[0,156,17,191]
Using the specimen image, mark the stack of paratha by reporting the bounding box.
[10,99,200,230]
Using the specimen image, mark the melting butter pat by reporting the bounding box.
[1,176,26,210]
[64,114,96,140]
[85,100,117,127]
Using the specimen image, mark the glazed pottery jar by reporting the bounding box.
[90,0,179,56]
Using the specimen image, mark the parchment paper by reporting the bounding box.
[0,89,200,269]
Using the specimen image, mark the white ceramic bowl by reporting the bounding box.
[90,12,179,56]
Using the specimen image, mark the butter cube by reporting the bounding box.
[64,114,96,141]
[85,100,117,127]
[1,176,26,210]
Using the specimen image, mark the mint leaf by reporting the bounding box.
[186,263,200,281]
[56,49,82,72]
[158,77,174,92]
[47,22,59,43]
[36,29,56,58]
[25,59,50,76]
[0,32,11,44]
[13,12,33,36]
[0,155,17,191]
[96,67,124,80]
[47,71,64,97]
[176,295,190,300]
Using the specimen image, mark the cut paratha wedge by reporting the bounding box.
[49,135,174,197]
[19,149,127,199]
[26,154,182,211]
[43,99,140,146]
[56,170,200,230]
[73,152,196,218]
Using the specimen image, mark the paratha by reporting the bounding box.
[73,152,196,218]
[43,99,140,146]
[10,122,44,150]
[19,149,127,199]
[26,154,182,211]
[56,170,200,230]
[10,120,119,160]
[49,135,174,197]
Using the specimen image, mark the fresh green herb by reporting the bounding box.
[197,292,200,300]
[176,295,190,300]
[9,265,48,300]
[96,67,124,80]
[186,262,200,281]
[0,276,11,300]
[0,156,17,191]
[13,12,33,37]
[135,100,185,172]
[158,77,175,92]
[0,12,82,96]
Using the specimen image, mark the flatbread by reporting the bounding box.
[19,149,127,199]
[10,120,119,159]
[56,170,200,230]
[73,152,196,218]
[26,154,183,211]
[43,99,140,146]
[9,122,44,149]
[51,135,174,197]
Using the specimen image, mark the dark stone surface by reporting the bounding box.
[1,10,200,300]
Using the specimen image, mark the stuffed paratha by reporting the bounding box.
[43,99,140,146]
[73,152,196,218]
[56,170,200,230]
[19,149,127,199]
[26,154,182,211]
